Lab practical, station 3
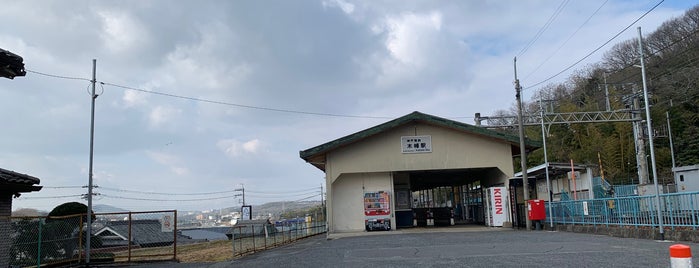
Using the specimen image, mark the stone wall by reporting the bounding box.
[549,223,699,242]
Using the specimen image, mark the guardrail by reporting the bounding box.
[547,191,699,230]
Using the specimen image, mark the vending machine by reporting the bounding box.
[484,187,509,227]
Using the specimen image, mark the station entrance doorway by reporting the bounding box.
[393,168,505,228]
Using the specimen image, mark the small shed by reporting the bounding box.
[226,219,276,240]
[94,219,174,248]
[1,167,42,268]
[674,165,699,192]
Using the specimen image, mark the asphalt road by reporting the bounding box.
[133,227,699,267]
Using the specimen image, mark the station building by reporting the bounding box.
[300,112,538,233]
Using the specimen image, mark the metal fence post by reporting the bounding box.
[37,218,42,267]
[128,212,132,262]
[252,225,256,253]
[173,210,178,261]
[231,227,235,258]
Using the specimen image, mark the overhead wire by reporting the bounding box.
[26,69,92,82]
[17,194,84,200]
[100,82,393,119]
[523,0,609,80]
[605,27,699,84]
[100,193,237,202]
[98,186,238,196]
[22,68,477,120]
[524,0,665,91]
[518,0,570,57]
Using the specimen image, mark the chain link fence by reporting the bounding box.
[229,220,327,257]
[10,214,85,267]
[8,210,177,266]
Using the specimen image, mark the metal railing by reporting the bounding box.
[230,221,327,257]
[547,191,699,230]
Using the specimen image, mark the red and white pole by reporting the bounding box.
[670,244,692,268]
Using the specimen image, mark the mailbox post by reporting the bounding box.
[528,200,546,230]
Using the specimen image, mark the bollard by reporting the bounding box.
[670,244,692,268]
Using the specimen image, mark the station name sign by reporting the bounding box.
[401,135,432,154]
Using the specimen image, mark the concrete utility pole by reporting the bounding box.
[514,57,531,230]
[235,184,245,206]
[637,27,664,240]
[632,84,650,185]
[539,99,553,228]
[603,72,611,111]
[86,59,97,264]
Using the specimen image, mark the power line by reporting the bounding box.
[246,187,319,194]
[43,186,84,189]
[606,28,699,84]
[524,0,665,90]
[17,194,83,200]
[247,191,320,198]
[518,0,570,57]
[100,193,237,202]
[292,194,321,202]
[100,81,393,119]
[24,68,479,120]
[523,0,608,80]
[98,186,237,196]
[26,69,92,82]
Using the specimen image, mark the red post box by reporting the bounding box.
[527,199,546,221]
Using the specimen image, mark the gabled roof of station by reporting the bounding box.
[300,111,541,171]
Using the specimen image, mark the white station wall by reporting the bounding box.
[324,122,516,233]
[331,172,392,232]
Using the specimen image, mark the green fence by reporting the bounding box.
[547,191,699,230]
[9,210,177,266]
[230,221,327,257]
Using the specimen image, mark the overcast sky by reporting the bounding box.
[2,0,694,212]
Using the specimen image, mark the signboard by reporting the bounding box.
[401,135,432,154]
[364,191,391,231]
[489,187,507,227]
[241,205,252,220]
[161,215,174,232]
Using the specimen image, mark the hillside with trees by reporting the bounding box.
[503,5,699,185]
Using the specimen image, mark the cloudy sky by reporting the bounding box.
[2,0,694,212]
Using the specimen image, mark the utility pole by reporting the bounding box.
[539,99,553,229]
[603,72,611,111]
[631,84,649,185]
[637,27,664,240]
[514,57,531,230]
[234,184,245,206]
[86,59,97,264]
[667,100,676,170]
[320,183,324,222]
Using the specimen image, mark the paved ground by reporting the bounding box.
[130,226,699,267]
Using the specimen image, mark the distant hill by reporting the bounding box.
[11,208,47,217]
[224,201,321,219]
[93,204,129,213]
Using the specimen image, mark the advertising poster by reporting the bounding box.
[364,191,391,231]
[489,187,507,227]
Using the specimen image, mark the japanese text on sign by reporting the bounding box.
[401,135,432,153]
